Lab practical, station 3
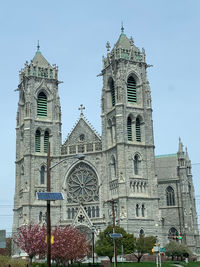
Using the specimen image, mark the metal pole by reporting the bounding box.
[92,231,95,264]
[111,200,117,267]
[47,142,51,267]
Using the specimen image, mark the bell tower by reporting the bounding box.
[101,27,160,236]
[13,44,62,236]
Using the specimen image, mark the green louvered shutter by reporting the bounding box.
[44,131,49,153]
[127,117,132,141]
[127,76,137,103]
[110,79,115,106]
[35,130,41,152]
[37,92,47,117]
[136,118,141,142]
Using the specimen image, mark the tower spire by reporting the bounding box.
[121,22,124,34]
[37,40,41,53]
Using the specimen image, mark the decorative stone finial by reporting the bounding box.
[106,41,110,52]
[78,104,85,117]
[37,40,40,52]
[121,22,124,33]
[178,137,183,153]
[130,36,134,45]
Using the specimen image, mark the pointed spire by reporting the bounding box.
[121,22,124,34]
[178,137,183,153]
[185,147,189,161]
[36,40,41,54]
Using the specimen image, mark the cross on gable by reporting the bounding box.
[78,104,85,117]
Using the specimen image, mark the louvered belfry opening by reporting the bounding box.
[109,78,115,107]
[136,117,141,142]
[35,130,41,152]
[127,76,137,103]
[44,131,49,153]
[127,116,132,141]
[37,92,47,117]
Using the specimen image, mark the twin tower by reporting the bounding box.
[13,29,199,255]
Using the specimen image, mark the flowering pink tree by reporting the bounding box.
[14,222,46,265]
[51,226,90,264]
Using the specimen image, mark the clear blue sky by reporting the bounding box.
[1,0,200,236]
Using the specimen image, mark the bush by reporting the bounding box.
[0,255,27,267]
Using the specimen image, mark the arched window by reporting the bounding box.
[40,166,45,184]
[96,206,99,217]
[136,204,139,217]
[127,76,137,103]
[136,117,141,142]
[35,130,41,152]
[168,227,178,240]
[127,116,132,141]
[88,207,91,218]
[141,204,145,217]
[109,78,115,107]
[92,206,95,217]
[67,208,71,219]
[166,186,175,206]
[110,156,116,179]
[39,211,42,222]
[72,208,75,219]
[44,131,49,153]
[139,229,145,237]
[37,92,47,117]
[134,154,139,175]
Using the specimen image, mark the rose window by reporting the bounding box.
[67,162,99,203]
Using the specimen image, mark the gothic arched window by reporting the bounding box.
[37,92,47,117]
[35,130,41,152]
[141,204,145,217]
[39,211,42,222]
[127,76,137,103]
[139,229,145,237]
[166,186,175,206]
[136,117,141,142]
[92,206,95,217]
[40,165,45,184]
[136,204,139,217]
[110,155,116,179]
[127,116,132,141]
[134,154,139,175]
[109,78,115,107]
[44,131,49,153]
[96,206,99,217]
[88,207,91,218]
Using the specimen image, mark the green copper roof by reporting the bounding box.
[115,32,131,50]
[155,153,177,158]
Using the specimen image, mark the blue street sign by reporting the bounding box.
[109,233,123,238]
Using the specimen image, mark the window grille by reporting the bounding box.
[127,116,132,141]
[44,131,49,153]
[127,76,137,103]
[136,118,141,142]
[35,130,41,152]
[37,92,47,117]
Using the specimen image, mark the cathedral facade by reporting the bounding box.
[12,29,200,255]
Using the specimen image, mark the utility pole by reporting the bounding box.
[47,142,51,267]
[108,199,117,267]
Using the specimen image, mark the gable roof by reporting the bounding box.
[63,115,101,146]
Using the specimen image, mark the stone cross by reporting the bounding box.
[78,104,85,116]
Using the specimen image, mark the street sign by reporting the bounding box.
[109,233,122,238]
[37,192,64,201]
[160,248,166,252]
[153,246,159,252]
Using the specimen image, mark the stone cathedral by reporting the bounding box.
[12,28,200,255]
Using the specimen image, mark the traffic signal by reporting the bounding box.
[178,236,182,240]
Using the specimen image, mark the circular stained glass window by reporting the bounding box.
[67,162,99,203]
